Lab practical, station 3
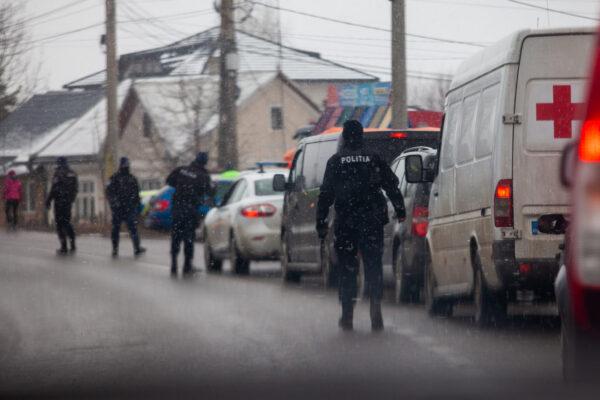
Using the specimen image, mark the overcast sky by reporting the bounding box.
[21,0,600,92]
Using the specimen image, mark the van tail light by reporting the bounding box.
[389,132,407,139]
[411,205,429,237]
[241,203,276,218]
[153,200,170,212]
[494,179,513,227]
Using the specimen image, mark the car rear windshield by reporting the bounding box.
[364,136,439,163]
[255,178,278,196]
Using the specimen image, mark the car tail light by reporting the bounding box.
[579,120,600,163]
[241,203,276,218]
[411,205,429,237]
[389,132,407,139]
[494,179,513,227]
[153,200,170,212]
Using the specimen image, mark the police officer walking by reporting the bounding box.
[106,157,146,257]
[166,152,213,275]
[317,120,406,331]
[45,157,78,255]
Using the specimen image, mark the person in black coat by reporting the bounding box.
[46,157,78,254]
[106,157,146,257]
[316,120,406,331]
[166,152,213,275]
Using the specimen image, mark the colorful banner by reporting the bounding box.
[327,82,391,107]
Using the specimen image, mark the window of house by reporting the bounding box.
[143,113,153,138]
[77,180,95,221]
[271,107,283,130]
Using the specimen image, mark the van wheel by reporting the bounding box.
[473,257,506,327]
[395,250,418,304]
[281,231,301,283]
[424,256,452,316]
[229,234,250,275]
[204,236,222,273]
[320,237,338,288]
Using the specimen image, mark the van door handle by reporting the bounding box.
[433,192,439,197]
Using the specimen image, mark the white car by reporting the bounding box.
[203,170,286,274]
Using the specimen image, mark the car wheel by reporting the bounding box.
[204,236,222,273]
[229,233,250,275]
[424,254,452,317]
[320,236,338,288]
[473,256,506,327]
[281,231,301,283]
[395,250,417,304]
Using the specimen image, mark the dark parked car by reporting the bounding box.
[273,128,439,287]
[389,147,437,303]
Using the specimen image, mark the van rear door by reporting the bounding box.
[513,32,594,261]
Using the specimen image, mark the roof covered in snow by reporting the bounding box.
[0,90,104,161]
[64,28,377,90]
[35,81,132,161]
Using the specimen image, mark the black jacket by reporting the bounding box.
[166,161,213,216]
[46,166,78,209]
[106,167,141,214]
[317,146,405,230]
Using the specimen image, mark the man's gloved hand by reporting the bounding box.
[316,221,328,240]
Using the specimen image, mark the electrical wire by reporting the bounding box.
[505,0,599,21]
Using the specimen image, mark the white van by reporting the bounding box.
[406,28,596,324]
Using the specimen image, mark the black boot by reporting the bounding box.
[370,300,384,332]
[134,246,146,257]
[338,301,354,331]
[183,258,195,274]
[69,238,76,253]
[171,255,178,275]
[57,240,68,255]
[112,247,118,257]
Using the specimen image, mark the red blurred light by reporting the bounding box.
[579,119,600,162]
[389,132,408,139]
[495,182,511,199]
[411,206,429,237]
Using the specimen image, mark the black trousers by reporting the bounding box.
[54,205,75,247]
[171,212,197,264]
[334,221,384,305]
[5,200,19,227]
[111,210,140,251]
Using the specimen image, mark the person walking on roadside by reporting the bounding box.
[166,152,213,275]
[3,170,22,230]
[45,157,78,255]
[316,120,406,332]
[106,157,146,257]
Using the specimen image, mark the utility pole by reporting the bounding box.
[218,0,238,170]
[390,0,407,129]
[104,0,118,192]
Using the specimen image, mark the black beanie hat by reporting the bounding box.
[342,119,364,149]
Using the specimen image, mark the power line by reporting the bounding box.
[250,1,486,47]
[4,0,94,29]
[506,0,600,21]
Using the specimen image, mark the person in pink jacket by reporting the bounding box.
[3,170,22,229]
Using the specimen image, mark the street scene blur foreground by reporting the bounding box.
[2,0,600,399]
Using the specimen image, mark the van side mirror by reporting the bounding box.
[405,155,432,183]
[272,174,287,192]
[560,142,577,188]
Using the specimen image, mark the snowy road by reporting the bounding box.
[0,231,581,399]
